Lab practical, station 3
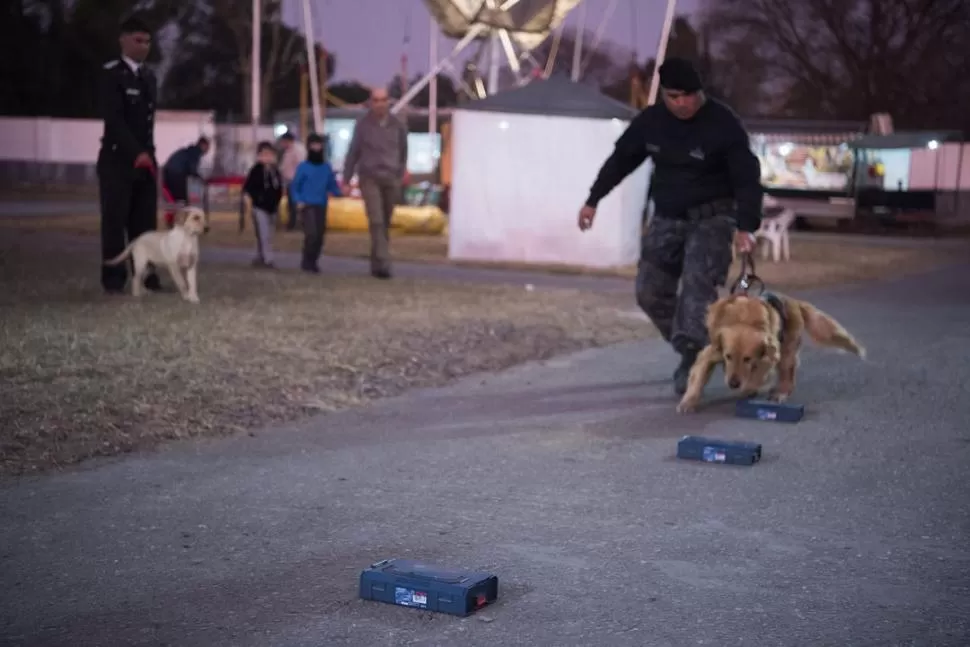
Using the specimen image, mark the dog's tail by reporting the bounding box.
[103,241,136,266]
[797,302,866,359]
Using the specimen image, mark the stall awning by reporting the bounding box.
[752,132,865,146]
[742,118,867,146]
[848,131,962,150]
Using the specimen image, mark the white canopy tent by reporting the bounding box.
[448,75,650,268]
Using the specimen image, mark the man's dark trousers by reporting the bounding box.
[301,205,328,270]
[635,200,737,355]
[98,151,160,292]
[286,183,298,230]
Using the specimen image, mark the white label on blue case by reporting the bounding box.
[394,586,428,608]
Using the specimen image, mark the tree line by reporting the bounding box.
[2,0,967,134]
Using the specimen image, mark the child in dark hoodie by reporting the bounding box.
[242,141,284,268]
[291,133,342,273]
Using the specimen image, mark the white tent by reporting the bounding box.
[448,75,650,269]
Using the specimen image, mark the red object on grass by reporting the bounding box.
[206,176,245,186]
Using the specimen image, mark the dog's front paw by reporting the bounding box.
[184,294,200,304]
[768,389,790,403]
[676,397,699,414]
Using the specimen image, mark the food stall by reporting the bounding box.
[744,118,868,225]
[848,131,965,226]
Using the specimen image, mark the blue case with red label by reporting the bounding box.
[359,558,498,617]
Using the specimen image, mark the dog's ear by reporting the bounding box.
[711,331,723,352]
[706,300,727,334]
[758,337,779,362]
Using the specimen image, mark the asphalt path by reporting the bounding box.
[1,252,968,646]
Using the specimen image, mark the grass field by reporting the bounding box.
[0,209,960,287]
[0,232,652,478]
[1,211,964,478]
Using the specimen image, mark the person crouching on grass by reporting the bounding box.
[291,133,342,274]
[243,141,284,268]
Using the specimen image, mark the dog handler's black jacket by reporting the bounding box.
[585,98,764,232]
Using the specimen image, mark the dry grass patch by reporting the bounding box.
[1,211,963,287]
[1,210,448,263]
[0,233,651,478]
[725,241,962,290]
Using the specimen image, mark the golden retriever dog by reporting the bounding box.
[103,206,206,303]
[676,292,865,413]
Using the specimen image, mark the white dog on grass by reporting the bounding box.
[104,206,207,303]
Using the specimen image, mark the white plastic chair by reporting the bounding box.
[755,195,796,262]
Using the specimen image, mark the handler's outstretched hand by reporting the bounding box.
[734,230,757,254]
[578,204,596,231]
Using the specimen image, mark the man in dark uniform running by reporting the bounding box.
[578,57,763,395]
[97,17,161,294]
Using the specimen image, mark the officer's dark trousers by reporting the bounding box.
[635,207,736,355]
[98,152,159,292]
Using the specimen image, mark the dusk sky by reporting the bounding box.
[278,0,702,87]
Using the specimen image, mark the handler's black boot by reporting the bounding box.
[673,348,698,396]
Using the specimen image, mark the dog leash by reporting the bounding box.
[142,161,211,232]
[730,252,765,297]
[140,161,175,203]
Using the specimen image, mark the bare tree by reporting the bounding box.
[209,0,305,119]
[695,19,771,117]
[699,0,969,129]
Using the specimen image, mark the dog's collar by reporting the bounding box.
[761,291,787,343]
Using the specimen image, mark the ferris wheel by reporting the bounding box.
[251,0,680,137]
[394,0,583,111]
[393,0,680,114]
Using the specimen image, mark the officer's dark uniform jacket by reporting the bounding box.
[99,57,156,166]
[97,56,160,292]
[585,98,763,233]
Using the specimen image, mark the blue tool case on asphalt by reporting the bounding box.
[735,398,805,423]
[359,558,498,617]
[677,435,762,466]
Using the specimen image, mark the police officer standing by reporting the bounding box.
[578,57,763,396]
[98,17,161,294]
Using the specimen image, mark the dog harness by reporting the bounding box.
[761,291,787,344]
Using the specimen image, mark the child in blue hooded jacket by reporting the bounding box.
[291,133,342,273]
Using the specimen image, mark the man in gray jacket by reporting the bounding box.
[342,86,409,279]
[277,132,306,230]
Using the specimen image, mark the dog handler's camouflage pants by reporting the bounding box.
[635,208,736,355]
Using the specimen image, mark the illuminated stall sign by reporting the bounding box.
[749,132,860,192]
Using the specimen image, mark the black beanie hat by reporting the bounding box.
[658,57,703,93]
[306,132,324,146]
